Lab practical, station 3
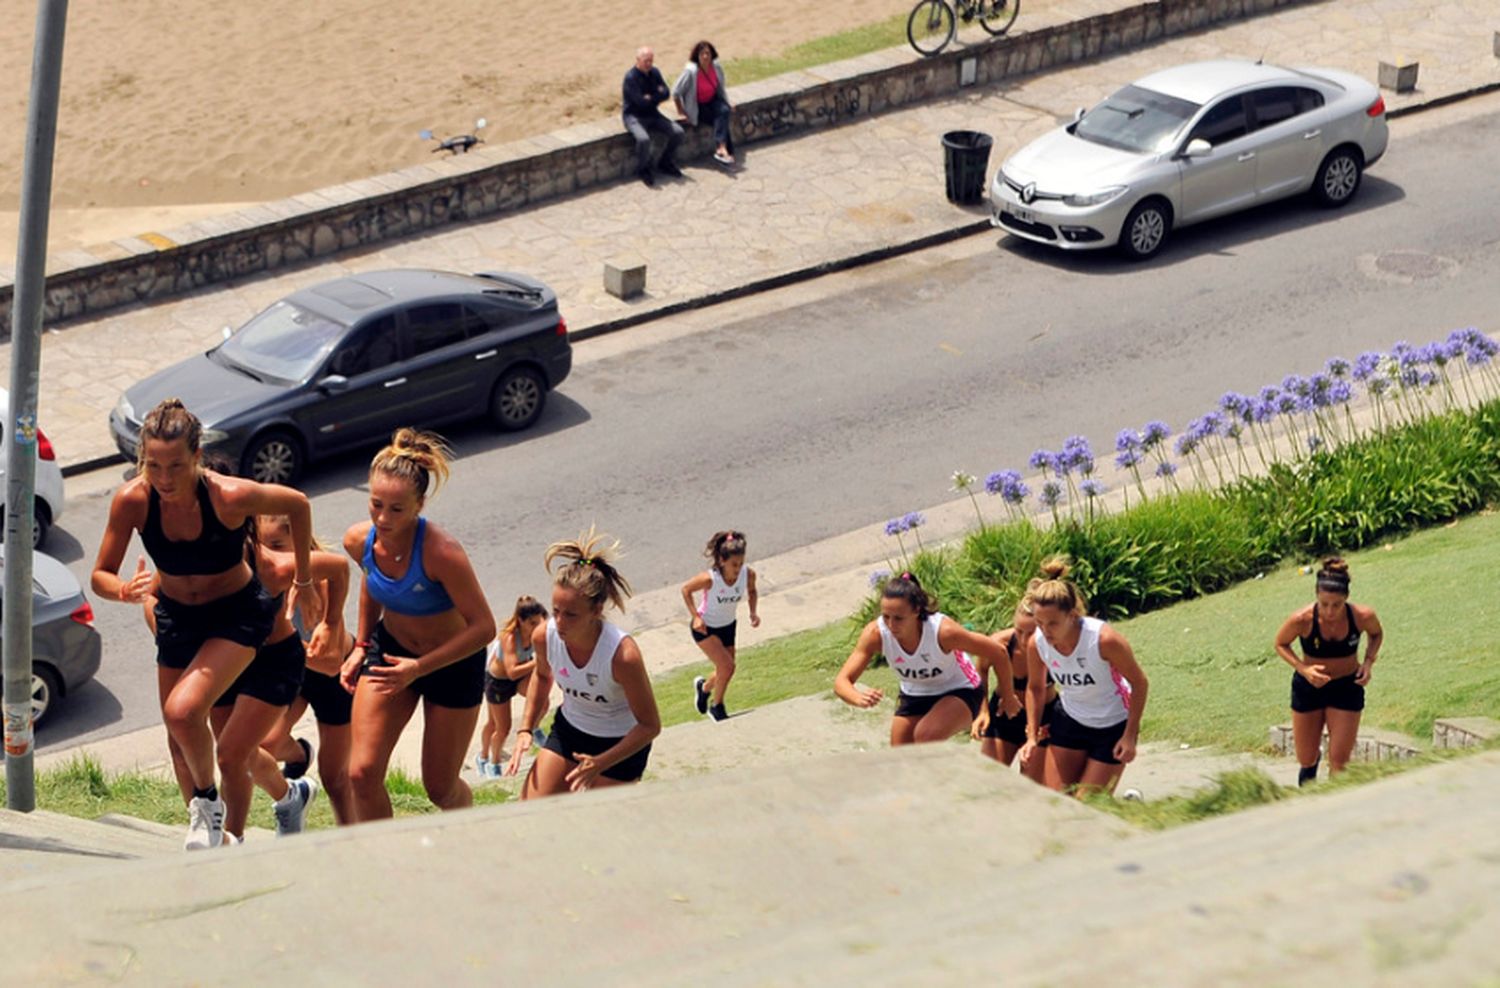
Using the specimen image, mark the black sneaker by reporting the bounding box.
[709,703,728,722]
[282,737,313,780]
[658,159,683,178]
[638,168,655,187]
[693,676,709,717]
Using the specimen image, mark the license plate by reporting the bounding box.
[1007,205,1035,225]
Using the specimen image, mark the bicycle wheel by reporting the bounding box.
[907,0,956,56]
[977,0,1020,36]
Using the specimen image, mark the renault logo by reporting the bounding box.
[1021,182,1037,204]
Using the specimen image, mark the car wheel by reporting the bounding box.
[240,430,305,486]
[31,664,61,728]
[32,501,51,550]
[1118,199,1170,260]
[1313,148,1362,208]
[490,367,547,432]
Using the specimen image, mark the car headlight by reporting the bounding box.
[1063,186,1128,207]
[115,394,134,422]
[201,428,230,445]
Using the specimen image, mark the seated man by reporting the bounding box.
[622,45,683,187]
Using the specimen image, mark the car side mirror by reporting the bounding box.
[1181,138,1212,158]
[317,374,350,394]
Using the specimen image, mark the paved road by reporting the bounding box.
[35,93,1500,753]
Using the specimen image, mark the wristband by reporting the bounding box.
[518,728,534,735]
[355,640,371,650]
[293,577,314,588]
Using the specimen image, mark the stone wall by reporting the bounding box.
[1269,723,1421,761]
[0,0,1322,339]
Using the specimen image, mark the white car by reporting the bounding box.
[991,60,1390,259]
[0,387,65,548]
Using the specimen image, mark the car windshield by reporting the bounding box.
[214,301,348,385]
[1074,85,1200,154]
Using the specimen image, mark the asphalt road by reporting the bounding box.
[34,92,1500,753]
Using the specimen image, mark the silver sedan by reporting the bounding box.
[991,60,1390,259]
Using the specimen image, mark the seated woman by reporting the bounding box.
[672,40,735,166]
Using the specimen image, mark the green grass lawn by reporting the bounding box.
[656,509,1500,753]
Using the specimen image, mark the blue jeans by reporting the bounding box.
[700,95,733,153]
[623,112,683,173]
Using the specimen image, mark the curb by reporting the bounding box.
[54,81,1500,479]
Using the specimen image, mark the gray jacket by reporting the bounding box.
[671,61,729,127]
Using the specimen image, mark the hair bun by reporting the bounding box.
[1040,556,1070,580]
[1320,557,1349,575]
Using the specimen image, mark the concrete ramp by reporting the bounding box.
[1,745,1127,983]
[0,808,180,884]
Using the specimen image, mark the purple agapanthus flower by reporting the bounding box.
[902,511,926,530]
[869,569,891,588]
[1141,420,1171,448]
[1115,428,1142,453]
[1038,480,1063,508]
[1029,449,1057,474]
[884,518,906,536]
[1352,351,1382,381]
[1060,435,1095,476]
[1114,448,1141,469]
[1307,434,1325,452]
[1080,479,1106,498]
[1325,357,1351,379]
[1174,433,1198,457]
[1154,461,1177,478]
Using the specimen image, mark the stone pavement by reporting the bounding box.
[2,0,1497,472]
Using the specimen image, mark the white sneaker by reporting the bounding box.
[185,795,225,851]
[223,832,242,847]
[273,777,319,836]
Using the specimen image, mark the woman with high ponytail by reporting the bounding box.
[340,429,496,821]
[1018,557,1149,797]
[506,528,661,795]
[1273,557,1383,785]
[680,529,760,722]
[835,571,1021,746]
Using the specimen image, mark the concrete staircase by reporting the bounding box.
[0,808,179,884]
[2,743,1497,985]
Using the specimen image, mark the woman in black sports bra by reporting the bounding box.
[1273,557,1384,786]
[972,593,1055,784]
[92,399,322,850]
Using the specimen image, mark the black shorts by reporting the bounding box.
[301,666,353,726]
[154,576,280,669]
[485,670,520,704]
[214,632,306,709]
[1046,704,1128,765]
[985,692,1057,745]
[1291,671,1365,713]
[691,621,737,648]
[894,685,983,720]
[369,622,485,709]
[542,708,651,782]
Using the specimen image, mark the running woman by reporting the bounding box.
[254,514,360,825]
[1273,557,1383,785]
[204,516,351,839]
[477,596,550,778]
[835,572,1021,746]
[972,592,1055,783]
[339,429,496,821]
[505,530,661,797]
[92,398,322,850]
[1017,558,1149,797]
[682,530,760,722]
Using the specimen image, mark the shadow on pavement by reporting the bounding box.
[994,175,1407,274]
[35,678,126,752]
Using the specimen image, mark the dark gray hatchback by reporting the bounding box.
[110,269,572,484]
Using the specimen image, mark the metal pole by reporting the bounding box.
[4,0,69,812]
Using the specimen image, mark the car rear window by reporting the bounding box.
[1074,85,1200,154]
[216,300,348,385]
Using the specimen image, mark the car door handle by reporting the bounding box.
[383,377,408,388]
[1302,129,1322,140]
[1237,151,1256,162]
[474,349,498,360]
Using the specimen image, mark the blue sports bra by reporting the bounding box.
[362,517,454,617]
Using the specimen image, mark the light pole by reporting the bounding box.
[4,0,69,812]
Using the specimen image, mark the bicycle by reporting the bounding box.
[906,0,1019,57]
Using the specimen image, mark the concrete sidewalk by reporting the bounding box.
[3,0,1498,473]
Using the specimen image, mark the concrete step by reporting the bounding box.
[0,807,180,884]
[1268,722,1422,761]
[1432,716,1500,749]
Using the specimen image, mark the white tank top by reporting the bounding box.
[878,612,980,696]
[1033,616,1131,728]
[545,619,637,737]
[697,564,748,628]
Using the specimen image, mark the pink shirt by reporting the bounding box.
[696,67,718,105]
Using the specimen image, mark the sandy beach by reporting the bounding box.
[0,0,905,260]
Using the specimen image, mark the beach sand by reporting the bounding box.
[0,0,905,261]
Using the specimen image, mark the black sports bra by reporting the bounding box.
[140,477,250,577]
[1299,604,1361,659]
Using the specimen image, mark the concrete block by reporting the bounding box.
[1433,716,1500,749]
[1494,31,1500,59]
[603,257,646,300]
[1378,60,1419,93]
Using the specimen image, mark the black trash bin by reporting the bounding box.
[942,130,994,205]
